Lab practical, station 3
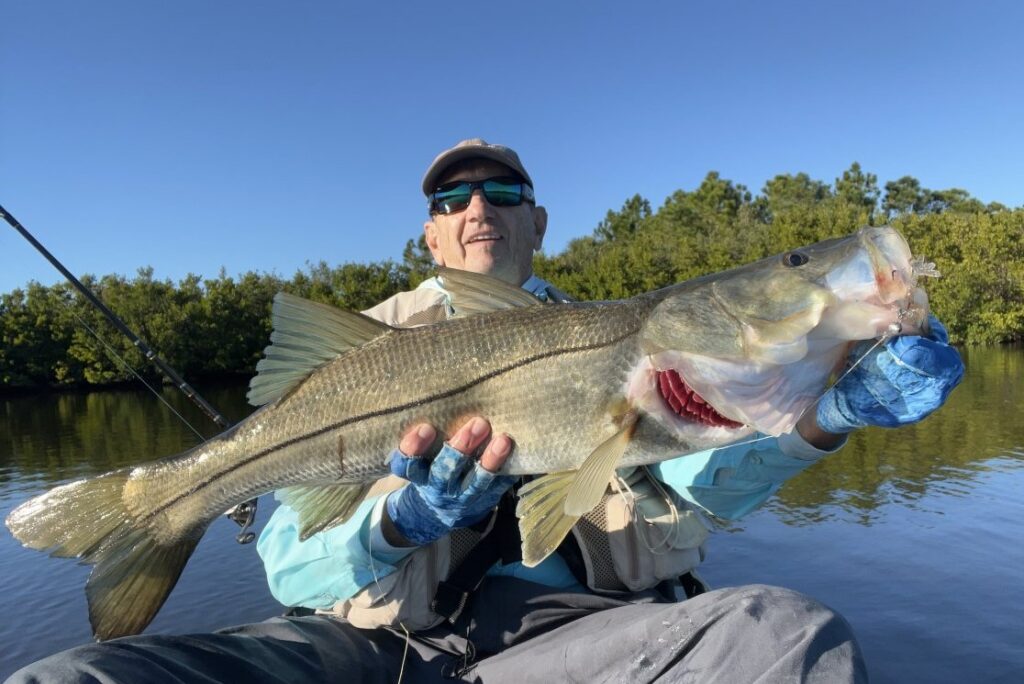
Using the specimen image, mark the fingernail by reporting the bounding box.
[399,437,416,456]
[417,424,436,440]
[470,417,488,438]
[491,433,511,457]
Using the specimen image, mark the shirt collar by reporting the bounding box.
[417,273,554,300]
[520,274,554,301]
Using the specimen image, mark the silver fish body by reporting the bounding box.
[6,226,932,640]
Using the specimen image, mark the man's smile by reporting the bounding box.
[466,233,503,244]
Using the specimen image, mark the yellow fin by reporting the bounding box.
[277,482,376,539]
[564,411,638,516]
[364,474,408,500]
[437,267,545,317]
[516,471,580,567]
[515,411,638,567]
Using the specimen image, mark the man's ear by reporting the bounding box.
[424,220,445,266]
[531,205,548,251]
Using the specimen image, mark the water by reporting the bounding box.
[1,347,1022,681]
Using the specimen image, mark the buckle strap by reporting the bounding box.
[430,490,520,622]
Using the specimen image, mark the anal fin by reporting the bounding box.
[278,482,377,539]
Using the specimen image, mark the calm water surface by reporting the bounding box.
[1,347,1021,681]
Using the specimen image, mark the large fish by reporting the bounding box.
[6,226,933,640]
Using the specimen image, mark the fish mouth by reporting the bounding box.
[656,369,743,429]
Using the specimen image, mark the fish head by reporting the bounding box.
[635,226,932,441]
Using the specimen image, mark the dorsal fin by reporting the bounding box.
[247,292,392,406]
[437,267,545,317]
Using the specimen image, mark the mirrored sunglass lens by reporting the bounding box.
[482,180,522,206]
[433,184,472,213]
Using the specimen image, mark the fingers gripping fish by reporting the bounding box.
[6,226,934,640]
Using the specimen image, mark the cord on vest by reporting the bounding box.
[612,471,680,555]
[366,529,411,684]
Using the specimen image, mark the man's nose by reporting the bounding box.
[465,189,494,217]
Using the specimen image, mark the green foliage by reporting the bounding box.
[0,262,408,390]
[538,167,1020,347]
[402,235,436,289]
[896,211,1024,344]
[3,164,1020,390]
[834,162,880,215]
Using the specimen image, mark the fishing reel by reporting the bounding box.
[225,498,259,544]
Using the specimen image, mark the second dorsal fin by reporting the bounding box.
[437,267,545,317]
[247,293,392,406]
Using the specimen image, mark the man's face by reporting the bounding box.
[424,159,547,286]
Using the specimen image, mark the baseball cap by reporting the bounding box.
[422,138,533,196]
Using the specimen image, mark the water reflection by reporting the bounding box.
[1,349,1022,682]
[763,345,1024,524]
[0,383,257,495]
[0,383,273,678]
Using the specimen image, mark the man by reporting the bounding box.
[9,140,963,683]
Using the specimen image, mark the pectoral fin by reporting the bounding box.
[564,411,638,515]
[516,412,639,567]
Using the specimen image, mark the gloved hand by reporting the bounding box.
[385,417,516,546]
[817,315,964,434]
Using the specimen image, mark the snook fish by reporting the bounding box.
[6,226,933,640]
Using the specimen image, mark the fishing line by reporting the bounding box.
[3,203,261,540]
[366,523,412,684]
[0,204,230,429]
[615,326,903,558]
[792,319,904,428]
[691,319,905,456]
[64,296,207,441]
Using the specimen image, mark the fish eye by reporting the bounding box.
[782,251,809,267]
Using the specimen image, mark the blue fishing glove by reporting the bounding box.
[817,315,964,433]
[385,442,516,546]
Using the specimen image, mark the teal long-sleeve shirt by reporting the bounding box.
[257,429,841,610]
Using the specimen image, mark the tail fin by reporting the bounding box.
[6,470,199,640]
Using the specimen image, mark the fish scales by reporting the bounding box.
[127,297,658,543]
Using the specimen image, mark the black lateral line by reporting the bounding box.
[148,328,638,519]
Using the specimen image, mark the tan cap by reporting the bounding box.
[422,138,533,195]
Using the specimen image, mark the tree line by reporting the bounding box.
[2,163,1021,390]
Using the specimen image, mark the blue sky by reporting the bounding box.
[2,1,1021,294]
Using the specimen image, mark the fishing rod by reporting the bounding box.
[1,203,259,543]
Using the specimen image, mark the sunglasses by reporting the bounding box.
[428,177,535,215]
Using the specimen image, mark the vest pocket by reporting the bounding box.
[602,474,710,593]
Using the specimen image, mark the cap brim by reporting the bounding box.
[422,147,533,195]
